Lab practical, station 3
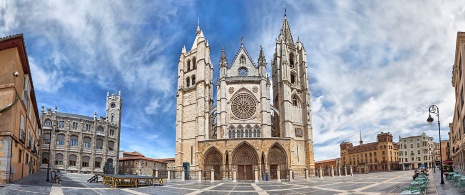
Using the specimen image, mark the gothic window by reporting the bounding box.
[289,52,295,68]
[187,60,191,71]
[254,125,260,137]
[240,55,246,65]
[192,75,196,85]
[231,93,257,119]
[186,77,190,87]
[292,95,299,107]
[193,57,196,69]
[111,114,114,123]
[238,67,248,76]
[290,72,296,84]
[237,125,243,138]
[245,125,252,138]
[253,129,256,137]
[229,126,235,138]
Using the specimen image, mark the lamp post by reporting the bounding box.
[427,105,444,184]
[46,123,60,182]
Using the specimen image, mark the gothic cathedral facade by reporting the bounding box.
[175,16,315,180]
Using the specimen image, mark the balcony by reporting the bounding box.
[107,151,115,156]
[96,149,103,154]
[69,146,78,152]
[83,148,91,153]
[96,131,105,137]
[56,145,65,150]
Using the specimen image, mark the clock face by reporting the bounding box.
[111,103,116,108]
[295,128,303,137]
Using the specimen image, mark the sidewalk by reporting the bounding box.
[431,170,461,195]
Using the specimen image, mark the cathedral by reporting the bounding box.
[175,15,315,181]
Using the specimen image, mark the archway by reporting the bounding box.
[204,147,223,180]
[268,143,287,180]
[232,142,259,181]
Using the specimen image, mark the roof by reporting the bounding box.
[119,156,166,163]
[280,16,294,44]
[123,151,144,157]
[57,112,94,121]
[314,159,337,163]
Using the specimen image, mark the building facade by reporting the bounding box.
[340,132,400,173]
[175,15,315,181]
[118,151,167,176]
[450,32,465,171]
[39,92,122,174]
[0,34,42,183]
[398,133,435,170]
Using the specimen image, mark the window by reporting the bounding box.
[84,137,91,148]
[292,96,298,106]
[186,77,190,87]
[229,126,235,138]
[238,67,248,76]
[290,73,296,84]
[55,153,63,165]
[410,144,413,148]
[417,143,420,147]
[255,125,260,137]
[417,150,420,154]
[95,157,102,168]
[187,60,191,71]
[42,153,49,164]
[191,75,196,85]
[96,139,103,150]
[69,154,77,166]
[43,133,50,144]
[56,134,65,145]
[110,129,115,136]
[193,57,196,69]
[289,53,295,68]
[22,74,30,109]
[405,158,408,162]
[404,151,407,155]
[85,124,91,131]
[111,114,114,123]
[417,157,420,161]
[58,121,64,128]
[25,153,29,163]
[237,125,243,138]
[82,156,90,167]
[44,119,52,127]
[70,135,78,146]
[72,122,78,130]
[20,115,25,142]
[108,141,114,151]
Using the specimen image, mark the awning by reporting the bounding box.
[443,160,453,164]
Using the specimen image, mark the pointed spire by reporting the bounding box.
[258,45,266,66]
[241,37,244,47]
[297,36,300,42]
[284,5,287,18]
[196,18,201,35]
[219,47,228,68]
[182,45,186,54]
[280,14,295,44]
[359,131,363,145]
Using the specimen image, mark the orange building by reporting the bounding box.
[0,34,42,183]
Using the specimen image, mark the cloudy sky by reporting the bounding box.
[2,0,465,161]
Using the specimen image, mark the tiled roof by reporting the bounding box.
[57,112,94,121]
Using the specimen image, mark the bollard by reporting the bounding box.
[182,170,185,181]
[305,168,309,180]
[344,166,347,176]
[198,170,201,182]
[277,167,281,182]
[255,168,259,182]
[338,166,341,177]
[167,170,171,181]
[318,167,323,178]
[289,169,293,181]
[331,166,334,177]
[350,166,353,176]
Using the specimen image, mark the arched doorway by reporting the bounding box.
[268,143,287,180]
[232,142,258,181]
[204,147,222,180]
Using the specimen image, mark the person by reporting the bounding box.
[51,170,61,184]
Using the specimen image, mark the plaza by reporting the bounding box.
[0,170,455,195]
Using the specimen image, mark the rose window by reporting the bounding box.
[231,93,257,119]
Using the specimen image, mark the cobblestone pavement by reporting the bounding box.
[0,170,440,195]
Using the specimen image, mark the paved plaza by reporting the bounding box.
[0,170,455,195]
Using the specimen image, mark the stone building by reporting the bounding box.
[398,133,435,170]
[39,92,122,174]
[118,151,167,176]
[175,14,315,181]
[450,31,465,171]
[0,34,42,183]
[340,132,400,173]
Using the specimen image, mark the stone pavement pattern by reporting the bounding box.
[0,170,458,194]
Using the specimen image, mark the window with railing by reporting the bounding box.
[58,121,64,128]
[84,137,91,148]
[55,153,63,165]
[82,156,90,167]
[56,134,65,145]
[70,135,78,146]
[69,154,77,166]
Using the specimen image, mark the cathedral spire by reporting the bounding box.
[196,18,201,35]
[219,47,228,68]
[280,14,294,44]
[258,45,266,66]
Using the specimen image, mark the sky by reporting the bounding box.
[2,0,465,161]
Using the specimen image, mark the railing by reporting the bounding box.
[95,149,103,154]
[96,131,105,136]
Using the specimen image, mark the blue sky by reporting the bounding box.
[2,0,465,161]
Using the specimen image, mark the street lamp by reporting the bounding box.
[427,105,444,184]
[46,124,60,182]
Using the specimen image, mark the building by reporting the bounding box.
[175,14,315,181]
[340,132,400,173]
[39,92,122,174]
[450,32,465,171]
[0,34,42,183]
[118,151,167,176]
[441,140,452,164]
[398,133,435,170]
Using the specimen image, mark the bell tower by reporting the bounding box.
[106,91,122,127]
[175,24,213,171]
[272,14,314,168]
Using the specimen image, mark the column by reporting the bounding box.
[305,168,309,180]
[155,168,158,177]
[338,166,341,177]
[198,170,201,182]
[318,166,323,178]
[350,166,353,176]
[210,169,214,182]
[330,166,334,177]
[233,169,237,182]
[182,169,185,181]
[344,165,347,176]
[277,166,281,182]
[167,170,170,181]
[254,167,259,182]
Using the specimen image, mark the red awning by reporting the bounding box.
[443,160,453,164]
